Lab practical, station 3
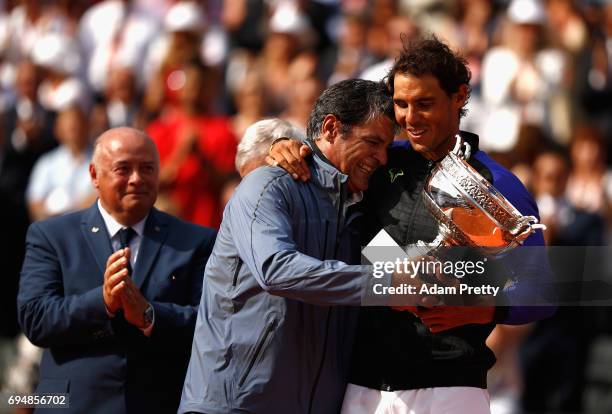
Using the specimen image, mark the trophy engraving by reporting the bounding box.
[421,136,546,256]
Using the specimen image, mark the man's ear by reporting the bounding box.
[454,84,468,109]
[89,163,99,189]
[321,114,340,144]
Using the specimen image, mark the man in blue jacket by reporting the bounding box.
[179,79,396,414]
[18,127,216,413]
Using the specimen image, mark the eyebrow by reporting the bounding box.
[364,135,388,143]
[393,95,435,102]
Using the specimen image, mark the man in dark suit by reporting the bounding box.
[17,127,216,413]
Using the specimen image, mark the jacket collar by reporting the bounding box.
[306,140,349,193]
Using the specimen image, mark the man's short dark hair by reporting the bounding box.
[387,35,471,118]
[306,78,396,141]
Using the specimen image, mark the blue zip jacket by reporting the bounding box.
[179,150,371,414]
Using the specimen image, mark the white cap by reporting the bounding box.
[507,0,546,25]
[31,33,81,75]
[269,3,310,35]
[164,2,206,32]
[38,78,90,112]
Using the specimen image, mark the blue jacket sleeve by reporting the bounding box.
[17,223,114,347]
[228,173,371,306]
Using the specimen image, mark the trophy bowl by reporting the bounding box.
[422,136,545,256]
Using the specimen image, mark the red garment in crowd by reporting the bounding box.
[148,112,237,228]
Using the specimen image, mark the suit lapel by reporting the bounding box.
[80,203,114,276]
[133,208,168,289]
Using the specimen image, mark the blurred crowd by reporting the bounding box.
[0,0,611,413]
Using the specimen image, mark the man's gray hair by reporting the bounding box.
[235,118,305,172]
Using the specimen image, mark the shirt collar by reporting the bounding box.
[97,199,147,239]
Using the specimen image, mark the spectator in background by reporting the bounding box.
[328,13,377,85]
[363,0,398,63]
[31,32,90,113]
[230,67,268,139]
[258,2,312,114]
[144,1,224,119]
[26,105,95,221]
[221,0,266,51]
[0,59,55,351]
[78,0,158,95]
[235,118,305,178]
[90,65,142,138]
[576,1,612,163]
[0,0,47,70]
[453,0,494,93]
[0,59,56,203]
[566,125,612,219]
[281,74,323,132]
[0,0,77,98]
[147,61,237,228]
[221,117,306,210]
[546,0,588,56]
[480,0,570,152]
[532,149,604,246]
[360,14,420,83]
[281,51,323,131]
[520,149,605,414]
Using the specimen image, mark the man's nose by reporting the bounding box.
[128,169,143,184]
[405,105,419,124]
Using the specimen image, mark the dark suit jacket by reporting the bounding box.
[17,204,216,413]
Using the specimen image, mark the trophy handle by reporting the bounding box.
[513,216,547,243]
[451,134,471,160]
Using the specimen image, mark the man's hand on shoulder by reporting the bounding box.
[265,139,312,181]
[103,249,131,314]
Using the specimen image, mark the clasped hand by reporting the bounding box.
[102,248,150,329]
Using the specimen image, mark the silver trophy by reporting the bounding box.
[420,135,546,256]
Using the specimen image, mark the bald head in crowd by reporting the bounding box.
[89,127,160,226]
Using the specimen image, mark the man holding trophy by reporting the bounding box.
[269,36,555,413]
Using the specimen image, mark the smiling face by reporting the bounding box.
[393,73,467,160]
[90,128,159,226]
[322,114,395,193]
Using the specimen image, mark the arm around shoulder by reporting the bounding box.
[228,172,369,306]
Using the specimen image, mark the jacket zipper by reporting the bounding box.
[238,319,276,387]
[232,258,243,287]
[406,160,435,243]
[308,184,345,413]
[323,220,329,255]
[333,186,345,255]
